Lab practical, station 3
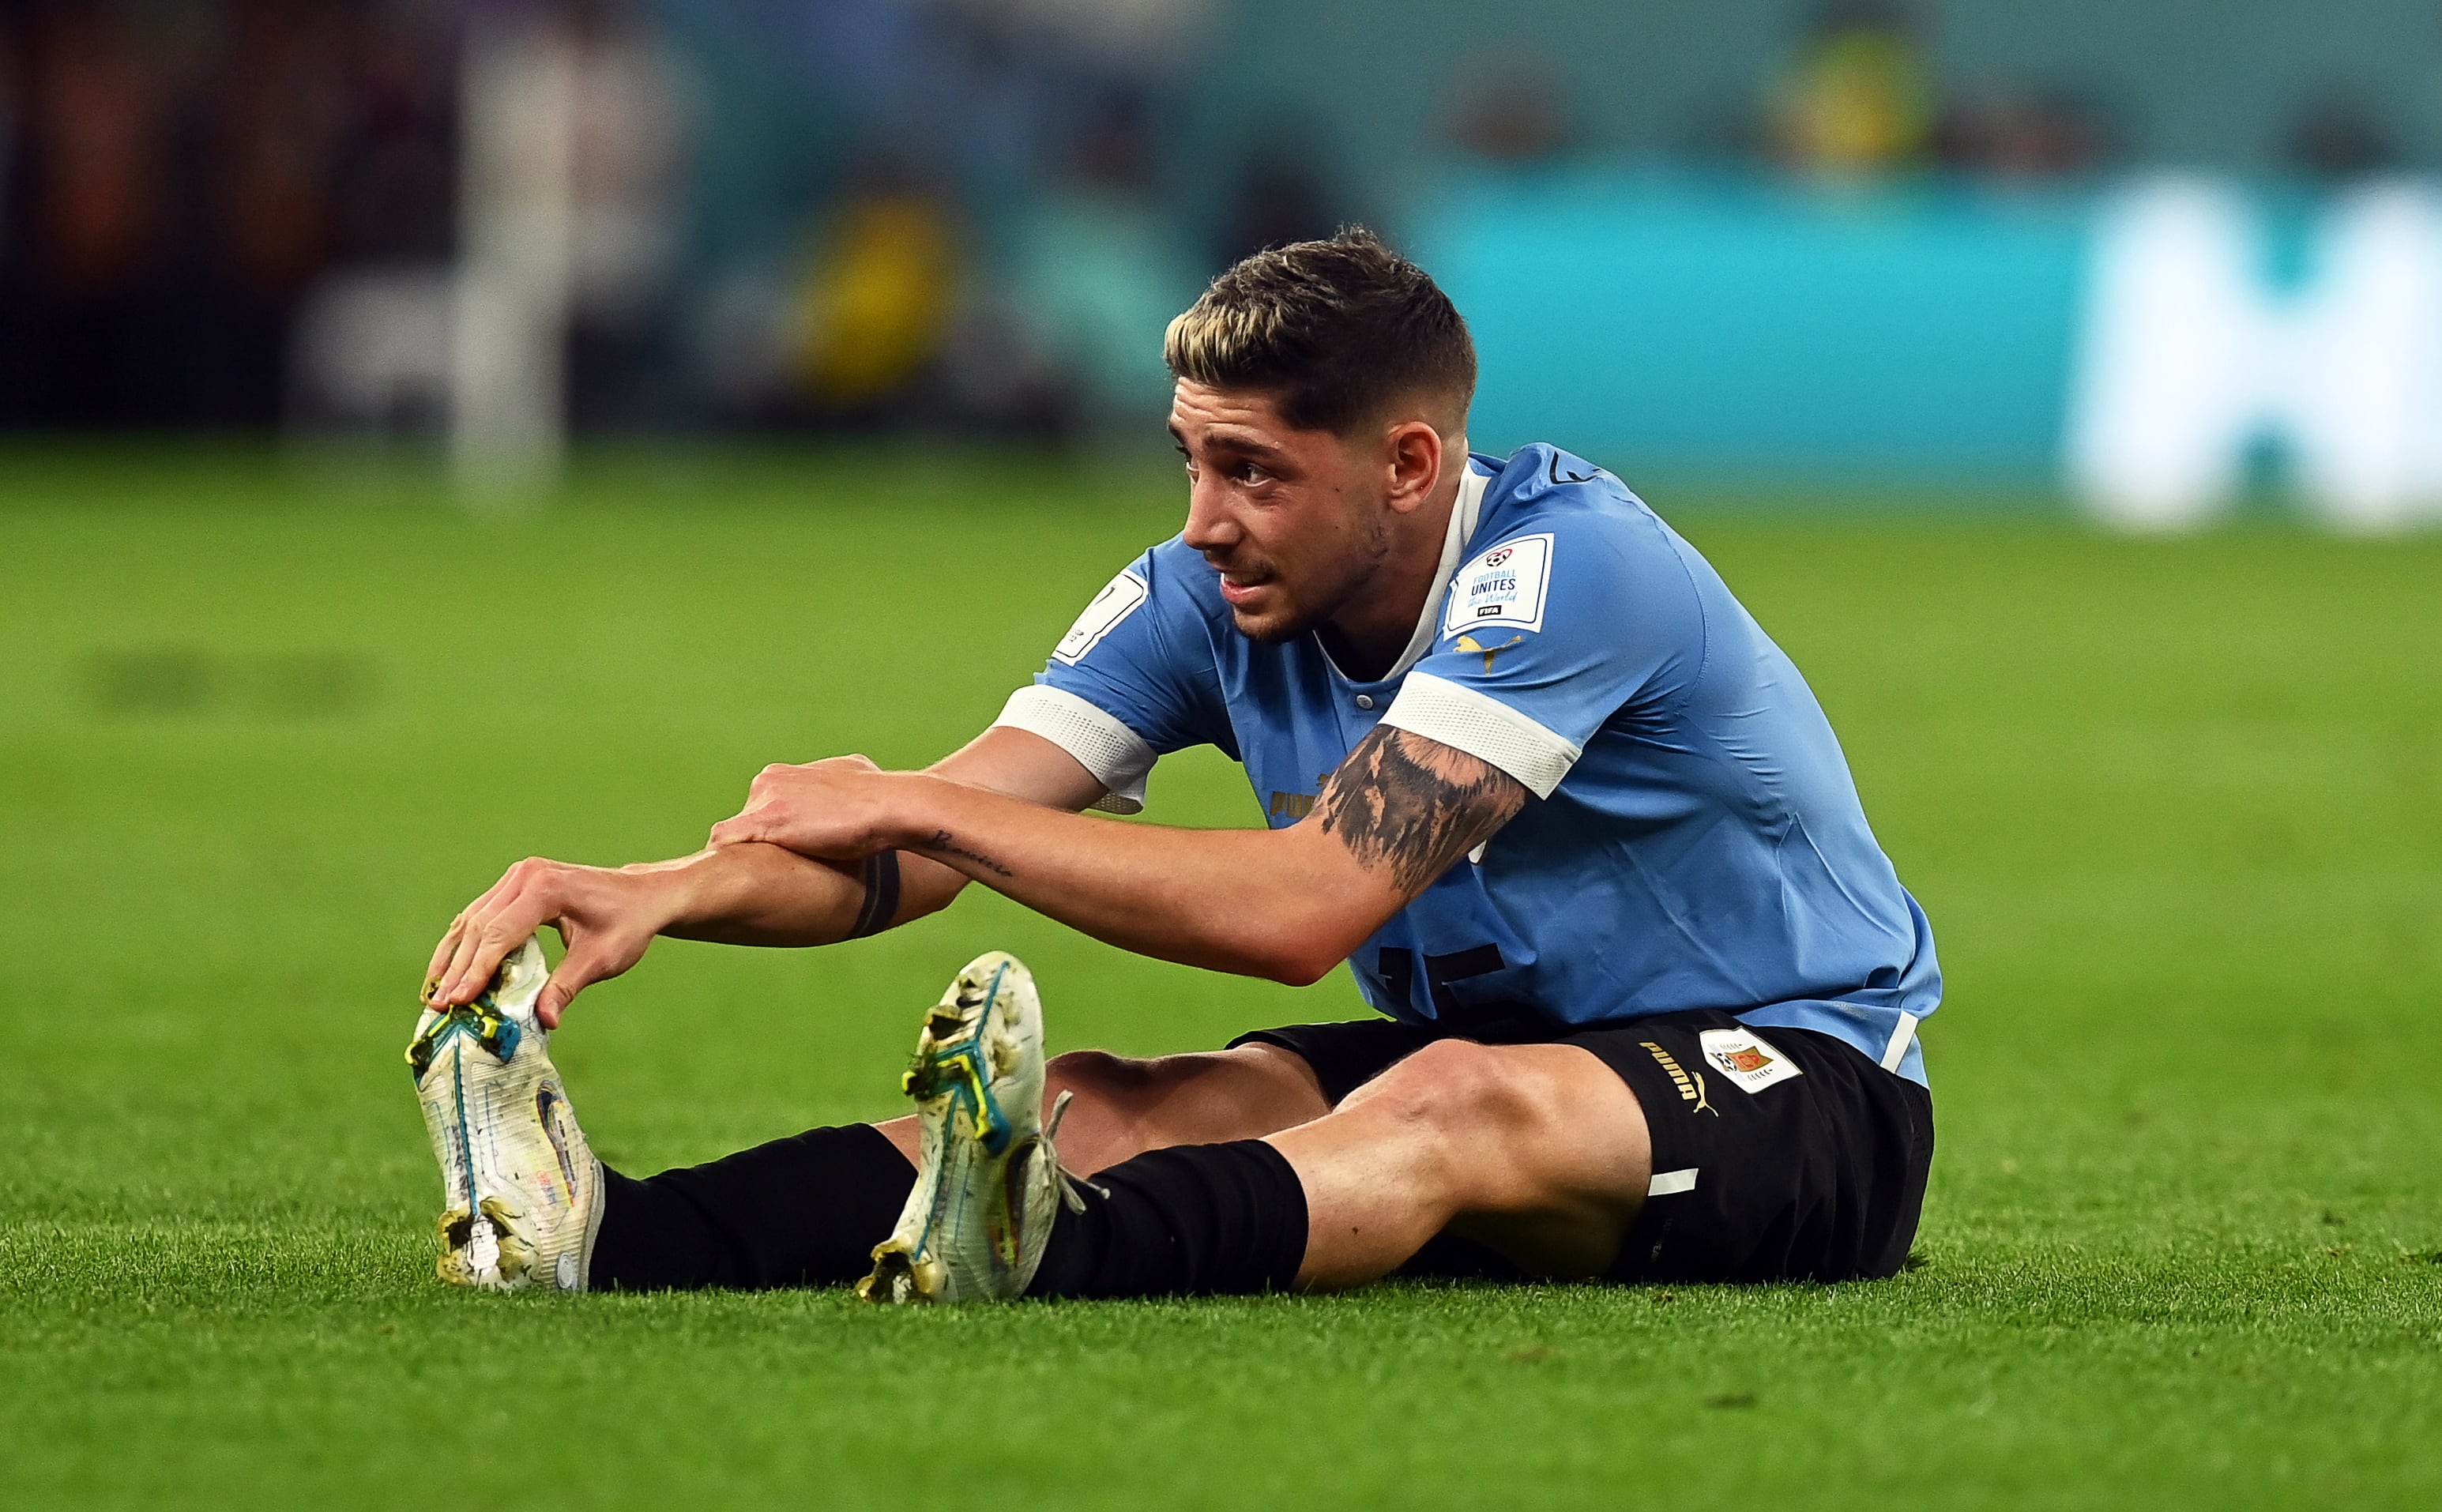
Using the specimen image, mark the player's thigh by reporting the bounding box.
[1357,1040,1654,1277]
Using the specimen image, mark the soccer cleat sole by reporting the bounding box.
[410,938,600,1294]
[858,951,1053,1305]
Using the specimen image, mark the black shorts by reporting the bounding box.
[1229,1009,1933,1285]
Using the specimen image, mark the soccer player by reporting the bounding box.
[413,229,1939,1302]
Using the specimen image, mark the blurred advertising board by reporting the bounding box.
[1418,173,2442,528]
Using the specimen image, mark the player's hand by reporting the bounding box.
[423,859,667,1027]
[707,755,899,861]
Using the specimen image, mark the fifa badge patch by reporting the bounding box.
[1697,1028,1804,1093]
[1052,570,1150,664]
[1441,533,1553,637]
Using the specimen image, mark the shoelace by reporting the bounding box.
[1041,1089,1107,1213]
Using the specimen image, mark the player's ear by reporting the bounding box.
[1383,419,1443,514]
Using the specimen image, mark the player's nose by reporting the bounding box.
[1181,480,1240,551]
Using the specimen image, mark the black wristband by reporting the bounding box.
[848,850,901,939]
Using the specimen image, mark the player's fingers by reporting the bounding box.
[423,917,468,998]
[427,938,482,1005]
[536,946,604,1030]
[442,859,573,1003]
[463,867,521,916]
[537,931,645,1030]
[431,920,491,1006]
[707,810,766,849]
[426,862,540,1002]
[437,893,537,1006]
[535,970,577,1031]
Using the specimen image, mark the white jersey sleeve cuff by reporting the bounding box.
[1378,672,1582,799]
[992,684,1157,814]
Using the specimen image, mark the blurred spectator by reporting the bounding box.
[565,0,694,428]
[332,4,457,265]
[1933,91,2109,180]
[1214,133,1342,266]
[954,0,1210,76]
[0,23,18,263]
[1769,1,1935,177]
[284,3,460,441]
[1452,56,1573,168]
[2286,91,2398,181]
[202,2,352,425]
[0,0,460,432]
[0,2,175,426]
[787,162,965,419]
[1005,85,1202,437]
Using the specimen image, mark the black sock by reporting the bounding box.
[589,1123,914,1291]
[1028,1139,1308,1299]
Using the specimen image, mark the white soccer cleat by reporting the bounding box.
[409,935,603,1293]
[859,950,1089,1305]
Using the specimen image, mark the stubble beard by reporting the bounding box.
[1229,515,1392,646]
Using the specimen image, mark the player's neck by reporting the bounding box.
[1315,470,1462,682]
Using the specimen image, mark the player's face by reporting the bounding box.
[1171,381,1394,644]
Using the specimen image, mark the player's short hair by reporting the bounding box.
[1164,228,1476,436]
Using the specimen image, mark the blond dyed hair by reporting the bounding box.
[1165,228,1475,436]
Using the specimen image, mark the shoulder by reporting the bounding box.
[1457,445,1703,611]
[1049,535,1224,668]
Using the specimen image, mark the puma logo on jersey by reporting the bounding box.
[1454,634,1525,671]
[1268,774,1333,822]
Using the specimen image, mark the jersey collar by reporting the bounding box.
[1379,461,1490,681]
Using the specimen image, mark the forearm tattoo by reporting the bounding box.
[918,828,1014,878]
[1318,726,1527,895]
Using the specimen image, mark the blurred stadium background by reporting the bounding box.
[4,0,2442,521]
[6,4,2441,1508]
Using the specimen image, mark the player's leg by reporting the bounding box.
[588,1041,1330,1292]
[1016,1037,1649,1299]
[414,941,1341,1294]
[1267,1039,1650,1288]
[1020,1013,1934,1299]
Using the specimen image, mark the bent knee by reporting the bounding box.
[1356,1040,1549,1134]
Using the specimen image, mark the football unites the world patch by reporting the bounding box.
[1696,1028,1804,1093]
[1052,570,1150,665]
[1441,532,1555,638]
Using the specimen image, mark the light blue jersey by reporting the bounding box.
[996,445,1938,1085]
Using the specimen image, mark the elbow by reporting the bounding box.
[1263,952,1337,989]
[1229,838,1387,986]
[1250,919,1369,988]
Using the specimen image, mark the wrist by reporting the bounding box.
[615,854,710,935]
[879,771,955,852]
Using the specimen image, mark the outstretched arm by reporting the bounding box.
[709,725,1528,986]
[423,726,1106,1023]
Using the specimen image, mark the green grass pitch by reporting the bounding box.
[3,449,2438,1509]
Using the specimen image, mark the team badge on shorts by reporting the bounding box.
[1698,1028,1804,1093]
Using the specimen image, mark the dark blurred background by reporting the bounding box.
[2,0,2439,523]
